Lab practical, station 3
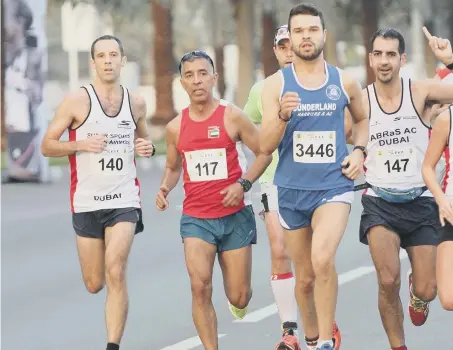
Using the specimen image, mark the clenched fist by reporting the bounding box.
[78,134,107,153]
[279,92,301,121]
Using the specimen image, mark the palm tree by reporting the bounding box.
[150,0,177,125]
[261,4,279,78]
[230,0,255,107]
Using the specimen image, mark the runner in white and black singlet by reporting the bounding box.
[353,28,453,350]
[41,35,155,350]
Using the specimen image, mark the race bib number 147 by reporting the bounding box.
[293,131,336,163]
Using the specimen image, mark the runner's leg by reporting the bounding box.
[367,226,405,348]
[310,202,350,344]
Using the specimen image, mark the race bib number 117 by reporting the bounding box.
[185,148,228,182]
[293,131,336,163]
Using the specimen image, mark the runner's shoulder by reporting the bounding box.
[59,88,90,117]
[263,71,284,94]
[166,113,182,135]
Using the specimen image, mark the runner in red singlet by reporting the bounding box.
[156,50,272,350]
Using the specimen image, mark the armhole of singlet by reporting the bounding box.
[408,78,430,129]
[336,67,350,104]
[366,85,372,121]
[448,106,453,146]
[125,87,138,127]
[69,86,92,131]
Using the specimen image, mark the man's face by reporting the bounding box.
[180,58,217,103]
[274,39,294,68]
[91,39,125,83]
[369,37,406,84]
[289,14,326,61]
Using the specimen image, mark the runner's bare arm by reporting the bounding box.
[342,73,369,149]
[422,109,450,203]
[130,92,150,139]
[260,72,286,155]
[414,78,453,105]
[160,117,182,191]
[41,90,88,157]
[232,106,272,183]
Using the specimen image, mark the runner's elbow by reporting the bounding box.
[41,139,51,157]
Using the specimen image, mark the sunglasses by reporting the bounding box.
[179,50,215,73]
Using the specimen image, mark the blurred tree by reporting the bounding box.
[230,0,255,107]
[261,1,279,78]
[208,0,226,98]
[334,0,410,85]
[151,0,177,125]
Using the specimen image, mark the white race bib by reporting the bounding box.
[185,148,228,182]
[293,131,336,163]
[376,147,417,178]
[91,151,130,176]
[89,132,132,176]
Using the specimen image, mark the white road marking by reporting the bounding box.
[160,334,226,350]
[235,249,409,323]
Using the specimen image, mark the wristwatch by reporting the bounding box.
[447,62,453,70]
[353,145,367,157]
[237,178,252,192]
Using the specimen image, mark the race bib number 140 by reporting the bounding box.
[185,148,228,182]
[293,131,336,163]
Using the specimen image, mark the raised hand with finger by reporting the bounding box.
[423,26,453,67]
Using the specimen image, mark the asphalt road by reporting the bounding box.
[1,157,451,350]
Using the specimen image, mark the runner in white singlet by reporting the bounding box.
[353,27,453,350]
[41,35,155,350]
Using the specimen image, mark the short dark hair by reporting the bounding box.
[179,50,215,74]
[90,35,124,59]
[288,3,325,32]
[371,28,406,54]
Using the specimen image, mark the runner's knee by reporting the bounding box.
[413,278,437,301]
[439,293,453,311]
[311,251,335,277]
[295,272,315,295]
[190,277,213,303]
[84,277,105,294]
[105,263,126,289]
[377,268,400,294]
[227,287,252,309]
[269,235,288,263]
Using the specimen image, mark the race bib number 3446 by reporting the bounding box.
[293,131,336,163]
[185,148,228,182]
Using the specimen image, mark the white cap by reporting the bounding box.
[274,25,290,45]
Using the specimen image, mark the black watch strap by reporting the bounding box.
[353,145,367,157]
[447,62,453,70]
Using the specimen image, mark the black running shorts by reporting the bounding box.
[359,195,440,248]
[72,207,144,239]
[439,221,453,244]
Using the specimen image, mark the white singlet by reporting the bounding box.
[364,77,432,196]
[442,105,453,200]
[69,84,141,213]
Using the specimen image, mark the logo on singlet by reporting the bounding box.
[208,126,220,138]
[326,84,341,101]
